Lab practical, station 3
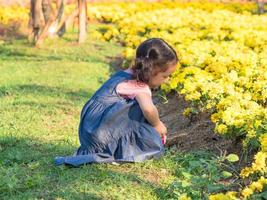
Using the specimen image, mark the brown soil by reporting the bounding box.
[110,90,254,186]
[152,91,255,168]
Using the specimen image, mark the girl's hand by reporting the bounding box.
[162,134,167,145]
[154,121,167,143]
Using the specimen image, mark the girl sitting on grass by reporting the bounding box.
[55,38,179,166]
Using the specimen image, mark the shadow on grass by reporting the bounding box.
[0,84,96,103]
[0,40,112,65]
[0,45,108,63]
[0,47,62,61]
[0,135,169,199]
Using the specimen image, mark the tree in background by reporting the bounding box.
[256,0,266,14]
[29,0,87,46]
[29,0,42,42]
[78,0,87,44]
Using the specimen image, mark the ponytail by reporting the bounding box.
[132,56,153,83]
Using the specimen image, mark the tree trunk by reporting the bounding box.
[57,9,79,36]
[29,0,43,42]
[35,0,65,46]
[56,0,65,23]
[42,0,52,24]
[35,17,54,46]
[29,0,83,45]
[257,0,265,14]
[55,0,66,36]
[28,0,34,41]
[78,0,87,44]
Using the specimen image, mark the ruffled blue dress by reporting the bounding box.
[55,70,164,166]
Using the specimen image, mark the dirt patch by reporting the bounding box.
[152,91,255,167]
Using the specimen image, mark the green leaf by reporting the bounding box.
[226,154,239,162]
[207,184,224,193]
[262,191,267,199]
[182,171,192,179]
[181,180,191,187]
[222,171,232,178]
[189,160,200,168]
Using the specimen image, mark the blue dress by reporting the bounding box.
[55,70,164,166]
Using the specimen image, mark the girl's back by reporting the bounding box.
[55,69,164,166]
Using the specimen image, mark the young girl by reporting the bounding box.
[55,38,179,166]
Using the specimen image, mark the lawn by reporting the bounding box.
[0,30,239,200]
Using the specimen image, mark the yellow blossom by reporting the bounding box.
[215,124,228,134]
[241,187,253,199]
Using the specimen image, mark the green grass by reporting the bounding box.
[0,30,240,200]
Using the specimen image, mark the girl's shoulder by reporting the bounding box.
[123,68,134,74]
[122,79,148,86]
[116,79,151,100]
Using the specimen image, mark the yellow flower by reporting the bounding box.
[209,193,226,200]
[179,193,192,200]
[258,176,267,185]
[240,166,252,178]
[185,91,201,101]
[226,192,238,200]
[211,113,220,123]
[183,108,192,117]
[169,77,179,89]
[241,187,253,199]
[246,130,256,139]
[209,192,238,200]
[233,119,245,128]
[252,152,267,172]
[260,135,267,152]
[215,124,228,134]
[250,181,263,192]
[241,151,267,177]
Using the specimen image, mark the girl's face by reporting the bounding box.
[148,62,177,89]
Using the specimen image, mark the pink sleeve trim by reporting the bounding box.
[116,80,151,99]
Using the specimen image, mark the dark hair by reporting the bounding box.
[131,38,179,84]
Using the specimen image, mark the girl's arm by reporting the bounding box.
[135,93,167,139]
[135,93,161,126]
